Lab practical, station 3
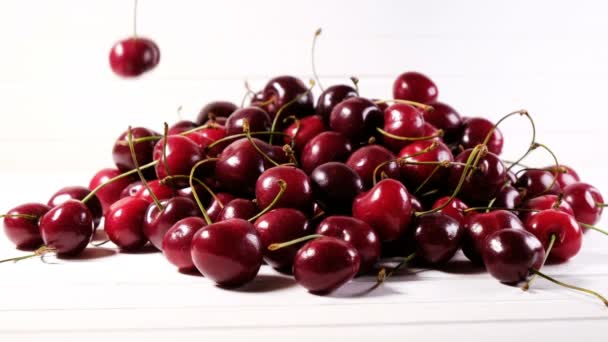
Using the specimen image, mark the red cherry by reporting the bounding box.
[39,200,94,256]
[563,182,604,226]
[393,71,438,104]
[544,165,580,188]
[217,199,259,221]
[215,138,274,195]
[256,166,313,214]
[142,197,200,250]
[48,186,103,228]
[187,126,227,157]
[152,135,205,187]
[316,85,358,123]
[207,193,235,222]
[515,169,561,200]
[112,127,159,178]
[381,103,425,152]
[225,107,272,136]
[311,162,364,214]
[104,197,149,250]
[525,209,583,262]
[346,145,400,190]
[134,180,175,203]
[493,185,523,210]
[120,181,143,199]
[398,140,453,191]
[520,194,574,224]
[2,203,50,250]
[424,102,463,143]
[253,76,314,120]
[329,97,383,143]
[448,148,507,203]
[460,117,503,155]
[109,37,160,77]
[431,196,469,225]
[196,101,238,125]
[88,168,133,213]
[283,115,326,153]
[352,178,413,242]
[168,120,197,136]
[300,131,352,174]
[462,210,524,264]
[162,217,207,272]
[414,213,463,265]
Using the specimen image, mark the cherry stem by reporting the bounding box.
[414,163,444,195]
[523,234,556,291]
[503,159,531,169]
[0,246,55,264]
[282,115,300,150]
[596,202,608,208]
[373,99,433,112]
[205,131,291,152]
[505,111,537,173]
[243,120,280,167]
[532,142,560,197]
[268,79,316,145]
[350,76,359,94]
[133,0,138,37]
[482,109,531,147]
[188,160,215,225]
[376,127,443,141]
[92,239,110,247]
[371,252,417,291]
[241,80,255,108]
[311,209,325,221]
[486,197,498,213]
[128,126,163,211]
[117,123,217,146]
[82,160,157,204]
[372,141,440,186]
[579,222,608,236]
[311,28,324,91]
[267,234,324,251]
[528,268,608,308]
[0,213,38,220]
[160,123,172,183]
[248,180,287,222]
[282,144,298,166]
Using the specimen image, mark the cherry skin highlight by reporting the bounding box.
[104,197,150,251]
[2,203,50,250]
[162,217,207,272]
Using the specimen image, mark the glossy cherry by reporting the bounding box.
[48,186,103,228]
[300,131,352,174]
[424,102,463,143]
[482,229,545,284]
[225,107,272,136]
[143,197,200,250]
[196,101,238,125]
[431,196,469,225]
[525,209,582,262]
[310,162,364,214]
[316,85,358,123]
[109,37,160,77]
[112,127,158,178]
[493,185,522,210]
[515,169,561,200]
[381,103,426,152]
[414,213,463,265]
[283,115,326,153]
[346,145,400,190]
[398,140,453,191]
[207,193,235,222]
[448,148,507,203]
[393,71,438,103]
[329,97,383,143]
[316,216,380,274]
[120,181,143,198]
[104,196,150,250]
[544,165,580,188]
[217,198,259,221]
[39,200,94,256]
[253,76,314,119]
[462,210,524,264]
[89,168,133,213]
[520,194,574,224]
[2,203,50,250]
[162,217,207,272]
[168,120,197,135]
[352,178,413,242]
[254,208,310,270]
[563,182,604,225]
[459,117,503,155]
[256,166,313,214]
[191,218,263,286]
[133,179,175,203]
[186,126,227,157]
[293,236,360,294]
[152,135,205,187]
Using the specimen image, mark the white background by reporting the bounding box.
[0,0,607,340]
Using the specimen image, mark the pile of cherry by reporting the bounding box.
[2,71,608,305]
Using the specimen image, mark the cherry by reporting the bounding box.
[300,131,353,174]
[316,85,358,123]
[422,122,442,141]
[460,117,503,155]
[48,186,103,228]
[424,102,463,143]
[411,195,424,212]
[544,165,580,188]
[2,203,50,250]
[168,120,197,135]
[191,218,263,286]
[381,103,425,152]
[39,200,94,256]
[176,184,210,205]
[414,213,463,265]
[225,107,272,136]
[493,185,522,210]
[187,126,227,156]
[283,115,326,153]
[217,198,259,221]
[215,137,273,195]
[520,194,574,224]
[162,217,207,272]
[109,37,159,77]
[112,127,158,178]
[316,216,380,274]
[393,71,438,104]
[207,192,235,222]
[143,197,200,250]
[152,135,205,187]
[525,209,582,262]
[293,236,360,294]
[431,196,469,225]
[310,162,364,214]
[134,179,175,203]
[254,208,310,270]
[329,97,383,143]
[89,168,133,213]
[448,148,507,203]
[515,169,561,200]
[104,197,149,250]
[196,101,238,125]
[253,76,314,119]
[346,145,400,190]
[255,166,313,214]
[462,210,524,264]
[398,140,453,191]
[352,178,413,242]
[563,182,604,226]
[120,181,143,198]
[482,229,545,284]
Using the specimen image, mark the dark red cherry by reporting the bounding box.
[424,102,463,143]
[254,208,310,270]
[482,229,545,284]
[109,37,160,77]
[520,194,574,224]
[214,138,272,195]
[352,178,413,242]
[316,216,380,274]
[414,213,463,265]
[2,203,50,250]
[431,196,469,225]
[462,210,524,264]
[253,76,314,119]
[256,166,313,214]
[48,186,102,228]
[217,199,259,221]
[311,162,364,214]
[346,145,400,190]
[187,126,227,157]
[162,217,206,272]
[120,181,143,199]
[168,120,197,135]
[39,200,93,256]
[494,185,523,210]
[515,169,561,200]
[176,184,210,205]
[398,140,453,191]
[89,168,133,213]
[293,236,360,294]
[329,97,383,143]
[544,165,580,188]
[410,195,424,212]
[104,197,149,250]
[381,103,425,152]
[191,218,263,286]
[393,71,438,103]
[283,115,326,153]
[133,180,175,203]
[316,84,358,123]
[460,117,503,155]
[143,197,200,250]
[563,182,604,226]
[112,127,158,178]
[525,209,582,262]
[196,101,238,125]
[207,193,235,222]
[448,148,507,203]
[421,122,442,142]
[152,135,205,187]
[225,107,272,136]
[300,131,353,174]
